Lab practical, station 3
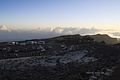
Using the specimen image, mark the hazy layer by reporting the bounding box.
[0,24,120,42]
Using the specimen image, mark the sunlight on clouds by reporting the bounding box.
[3,22,120,31]
[2,22,120,38]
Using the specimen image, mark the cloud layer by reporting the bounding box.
[0,25,119,41]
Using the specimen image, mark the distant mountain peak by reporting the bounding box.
[0,25,11,32]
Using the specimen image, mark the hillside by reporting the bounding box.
[90,34,118,44]
[0,34,120,80]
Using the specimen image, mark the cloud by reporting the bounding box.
[0,26,101,41]
[50,27,64,34]
[50,27,100,35]
[112,32,120,37]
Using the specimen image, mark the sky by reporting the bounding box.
[0,0,120,40]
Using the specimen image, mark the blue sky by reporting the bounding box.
[0,0,120,39]
[0,0,120,25]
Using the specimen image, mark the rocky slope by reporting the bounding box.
[0,34,120,80]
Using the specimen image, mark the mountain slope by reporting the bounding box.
[90,34,118,44]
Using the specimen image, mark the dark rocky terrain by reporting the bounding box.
[0,34,120,80]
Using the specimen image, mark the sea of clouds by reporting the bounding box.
[0,25,119,41]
